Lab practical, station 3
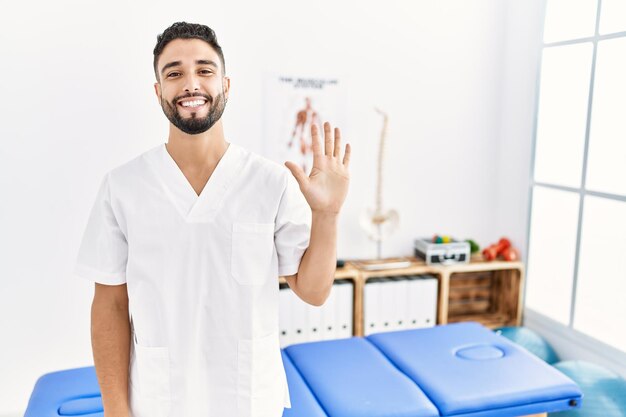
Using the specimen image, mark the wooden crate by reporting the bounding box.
[446,267,523,329]
[447,271,493,315]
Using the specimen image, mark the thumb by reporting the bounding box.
[284,161,308,188]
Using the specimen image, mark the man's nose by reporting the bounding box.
[183,73,201,92]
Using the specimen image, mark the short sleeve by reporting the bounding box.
[74,173,128,285]
[274,172,312,276]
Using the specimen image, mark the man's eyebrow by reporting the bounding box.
[160,60,219,75]
[196,59,218,68]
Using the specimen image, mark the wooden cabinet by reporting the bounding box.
[281,256,524,337]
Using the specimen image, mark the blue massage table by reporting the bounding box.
[25,322,582,417]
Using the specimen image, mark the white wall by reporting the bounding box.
[495,0,545,261]
[0,0,542,414]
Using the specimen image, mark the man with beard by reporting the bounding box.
[74,22,351,417]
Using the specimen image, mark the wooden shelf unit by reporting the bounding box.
[280,256,525,337]
[278,258,541,417]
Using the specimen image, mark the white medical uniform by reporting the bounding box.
[74,142,311,417]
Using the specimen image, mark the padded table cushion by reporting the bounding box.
[284,337,439,417]
[367,322,583,417]
[25,366,103,416]
[25,323,583,417]
[281,350,327,417]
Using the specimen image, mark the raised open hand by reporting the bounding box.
[285,122,351,214]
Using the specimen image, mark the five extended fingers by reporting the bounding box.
[311,122,351,168]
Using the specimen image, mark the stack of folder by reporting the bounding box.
[364,275,438,336]
[279,279,354,347]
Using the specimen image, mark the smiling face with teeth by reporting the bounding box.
[154,38,230,135]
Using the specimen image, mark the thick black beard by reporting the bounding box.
[161,91,226,135]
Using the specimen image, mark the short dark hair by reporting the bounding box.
[153,22,226,82]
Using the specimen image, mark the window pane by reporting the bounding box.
[543,0,598,43]
[574,196,626,352]
[586,38,626,197]
[599,0,626,35]
[526,186,580,324]
[534,43,593,188]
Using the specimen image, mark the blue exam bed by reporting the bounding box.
[25,322,582,417]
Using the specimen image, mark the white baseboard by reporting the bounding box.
[524,308,626,379]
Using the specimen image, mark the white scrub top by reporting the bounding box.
[74,142,311,417]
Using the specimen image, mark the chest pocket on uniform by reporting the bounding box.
[231,222,275,285]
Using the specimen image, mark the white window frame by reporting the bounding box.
[525,0,626,370]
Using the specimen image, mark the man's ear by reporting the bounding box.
[154,82,161,104]
[222,76,231,101]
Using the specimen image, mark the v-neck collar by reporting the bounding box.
[146,142,246,223]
